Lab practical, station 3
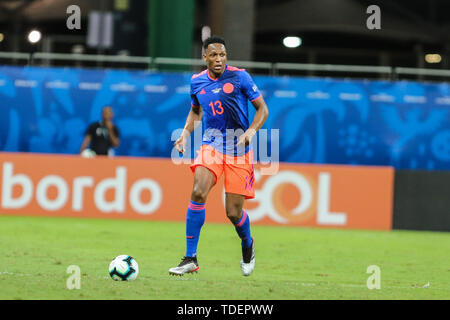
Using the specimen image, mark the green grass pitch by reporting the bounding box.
[0,215,449,300]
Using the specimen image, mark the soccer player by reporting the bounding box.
[169,36,269,276]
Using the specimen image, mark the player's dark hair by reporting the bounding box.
[203,36,226,50]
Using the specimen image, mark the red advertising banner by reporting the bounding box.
[0,153,394,230]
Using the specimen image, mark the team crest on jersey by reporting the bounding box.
[252,84,258,92]
[223,82,234,94]
[212,87,222,94]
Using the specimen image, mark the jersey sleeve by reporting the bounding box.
[85,123,96,136]
[190,79,200,107]
[191,94,200,107]
[239,70,262,102]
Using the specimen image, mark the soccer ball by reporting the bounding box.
[81,149,96,158]
[108,255,139,281]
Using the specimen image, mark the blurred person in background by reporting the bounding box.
[79,106,120,157]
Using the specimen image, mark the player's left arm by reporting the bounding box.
[237,96,269,147]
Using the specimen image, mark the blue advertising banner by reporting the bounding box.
[0,65,449,170]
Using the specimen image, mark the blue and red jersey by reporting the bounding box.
[190,65,262,156]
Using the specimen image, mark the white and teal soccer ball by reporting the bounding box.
[108,255,139,281]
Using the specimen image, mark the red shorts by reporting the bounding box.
[190,145,255,199]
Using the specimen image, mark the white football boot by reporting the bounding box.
[169,256,199,276]
[240,238,255,276]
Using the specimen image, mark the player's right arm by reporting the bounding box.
[174,105,202,154]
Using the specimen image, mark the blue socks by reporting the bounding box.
[185,200,206,257]
[234,210,253,248]
[185,202,252,257]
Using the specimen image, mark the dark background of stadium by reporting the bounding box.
[0,0,449,78]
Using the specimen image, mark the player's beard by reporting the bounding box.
[210,65,225,78]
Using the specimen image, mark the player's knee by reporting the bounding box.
[225,209,241,224]
[191,186,208,203]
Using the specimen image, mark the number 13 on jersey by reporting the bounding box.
[209,100,224,116]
